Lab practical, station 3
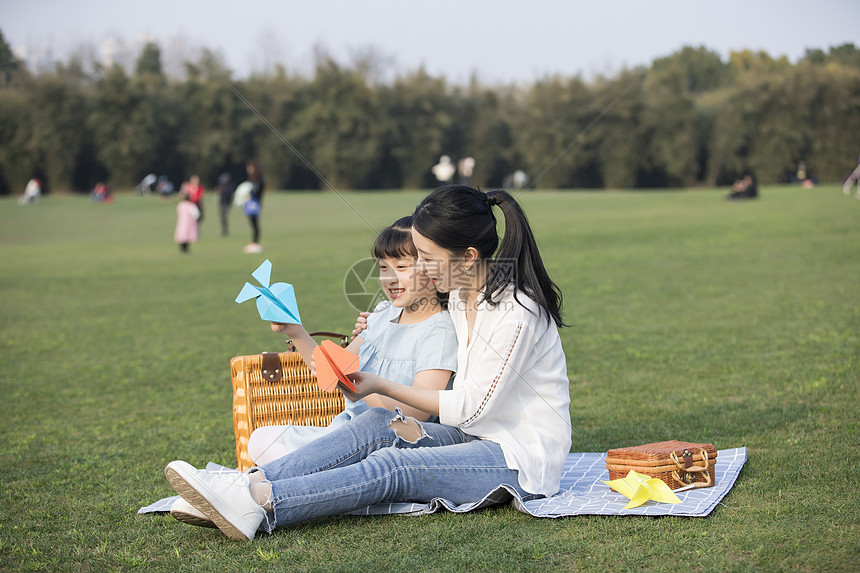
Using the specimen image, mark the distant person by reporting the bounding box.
[796,160,807,182]
[502,170,528,190]
[217,172,236,237]
[842,154,860,199]
[136,173,157,195]
[18,178,41,205]
[157,176,175,199]
[431,155,455,185]
[174,189,200,254]
[183,175,205,224]
[457,156,475,185]
[512,169,529,190]
[90,182,113,204]
[726,175,758,201]
[243,160,265,254]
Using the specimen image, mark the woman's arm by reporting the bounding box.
[344,371,442,417]
[437,300,552,430]
[350,312,370,341]
[360,369,451,420]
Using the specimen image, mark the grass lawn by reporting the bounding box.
[0,186,857,572]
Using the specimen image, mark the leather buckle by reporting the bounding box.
[261,352,283,382]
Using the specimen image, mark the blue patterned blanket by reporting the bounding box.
[139,447,746,518]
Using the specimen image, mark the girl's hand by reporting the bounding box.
[342,371,385,402]
[350,312,370,341]
[271,322,301,337]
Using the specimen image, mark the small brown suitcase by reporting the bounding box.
[605,440,717,490]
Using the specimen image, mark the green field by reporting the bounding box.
[1,187,857,571]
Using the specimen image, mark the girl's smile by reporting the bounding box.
[378,257,435,312]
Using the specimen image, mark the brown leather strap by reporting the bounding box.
[261,352,283,382]
[286,331,350,352]
[682,449,693,469]
[309,332,350,346]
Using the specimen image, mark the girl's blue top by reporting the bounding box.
[340,300,458,422]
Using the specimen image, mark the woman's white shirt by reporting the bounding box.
[438,287,572,496]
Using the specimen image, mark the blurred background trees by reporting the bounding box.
[0,28,858,195]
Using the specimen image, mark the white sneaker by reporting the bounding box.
[243,243,263,254]
[164,461,265,540]
[170,497,215,528]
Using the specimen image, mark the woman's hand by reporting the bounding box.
[350,312,370,341]
[343,371,441,416]
[342,371,387,402]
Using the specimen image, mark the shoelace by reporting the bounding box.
[206,467,248,486]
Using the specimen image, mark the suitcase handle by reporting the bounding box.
[672,469,713,491]
[670,449,713,489]
[670,449,710,474]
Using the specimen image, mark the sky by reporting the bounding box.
[3,0,859,84]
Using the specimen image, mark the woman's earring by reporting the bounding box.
[464,267,472,275]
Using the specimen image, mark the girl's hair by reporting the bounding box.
[372,216,416,260]
[412,185,566,327]
[373,215,448,309]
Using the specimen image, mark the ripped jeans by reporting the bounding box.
[257,407,530,530]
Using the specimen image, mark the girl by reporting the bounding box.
[183,175,205,223]
[165,185,571,540]
[247,216,458,465]
[174,189,199,254]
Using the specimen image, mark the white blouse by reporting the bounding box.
[438,286,572,496]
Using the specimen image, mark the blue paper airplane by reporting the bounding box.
[235,259,302,324]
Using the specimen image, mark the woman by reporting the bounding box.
[243,160,264,254]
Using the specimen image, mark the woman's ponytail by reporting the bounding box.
[483,189,566,327]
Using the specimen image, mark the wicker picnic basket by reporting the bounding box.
[605,440,718,490]
[231,332,348,471]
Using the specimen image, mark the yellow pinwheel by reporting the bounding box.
[603,470,682,509]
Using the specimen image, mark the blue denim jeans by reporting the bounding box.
[257,408,531,530]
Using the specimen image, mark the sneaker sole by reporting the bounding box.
[164,462,256,540]
[170,508,216,529]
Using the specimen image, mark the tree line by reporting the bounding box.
[1,30,858,195]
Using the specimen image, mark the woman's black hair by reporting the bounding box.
[372,215,448,309]
[412,185,566,327]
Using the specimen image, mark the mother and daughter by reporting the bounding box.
[165,184,572,540]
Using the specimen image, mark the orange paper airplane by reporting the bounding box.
[313,339,361,393]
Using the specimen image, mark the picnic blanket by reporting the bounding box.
[139,447,746,518]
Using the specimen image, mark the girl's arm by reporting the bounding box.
[271,322,363,375]
[360,369,451,420]
[271,322,315,372]
[343,371,441,417]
